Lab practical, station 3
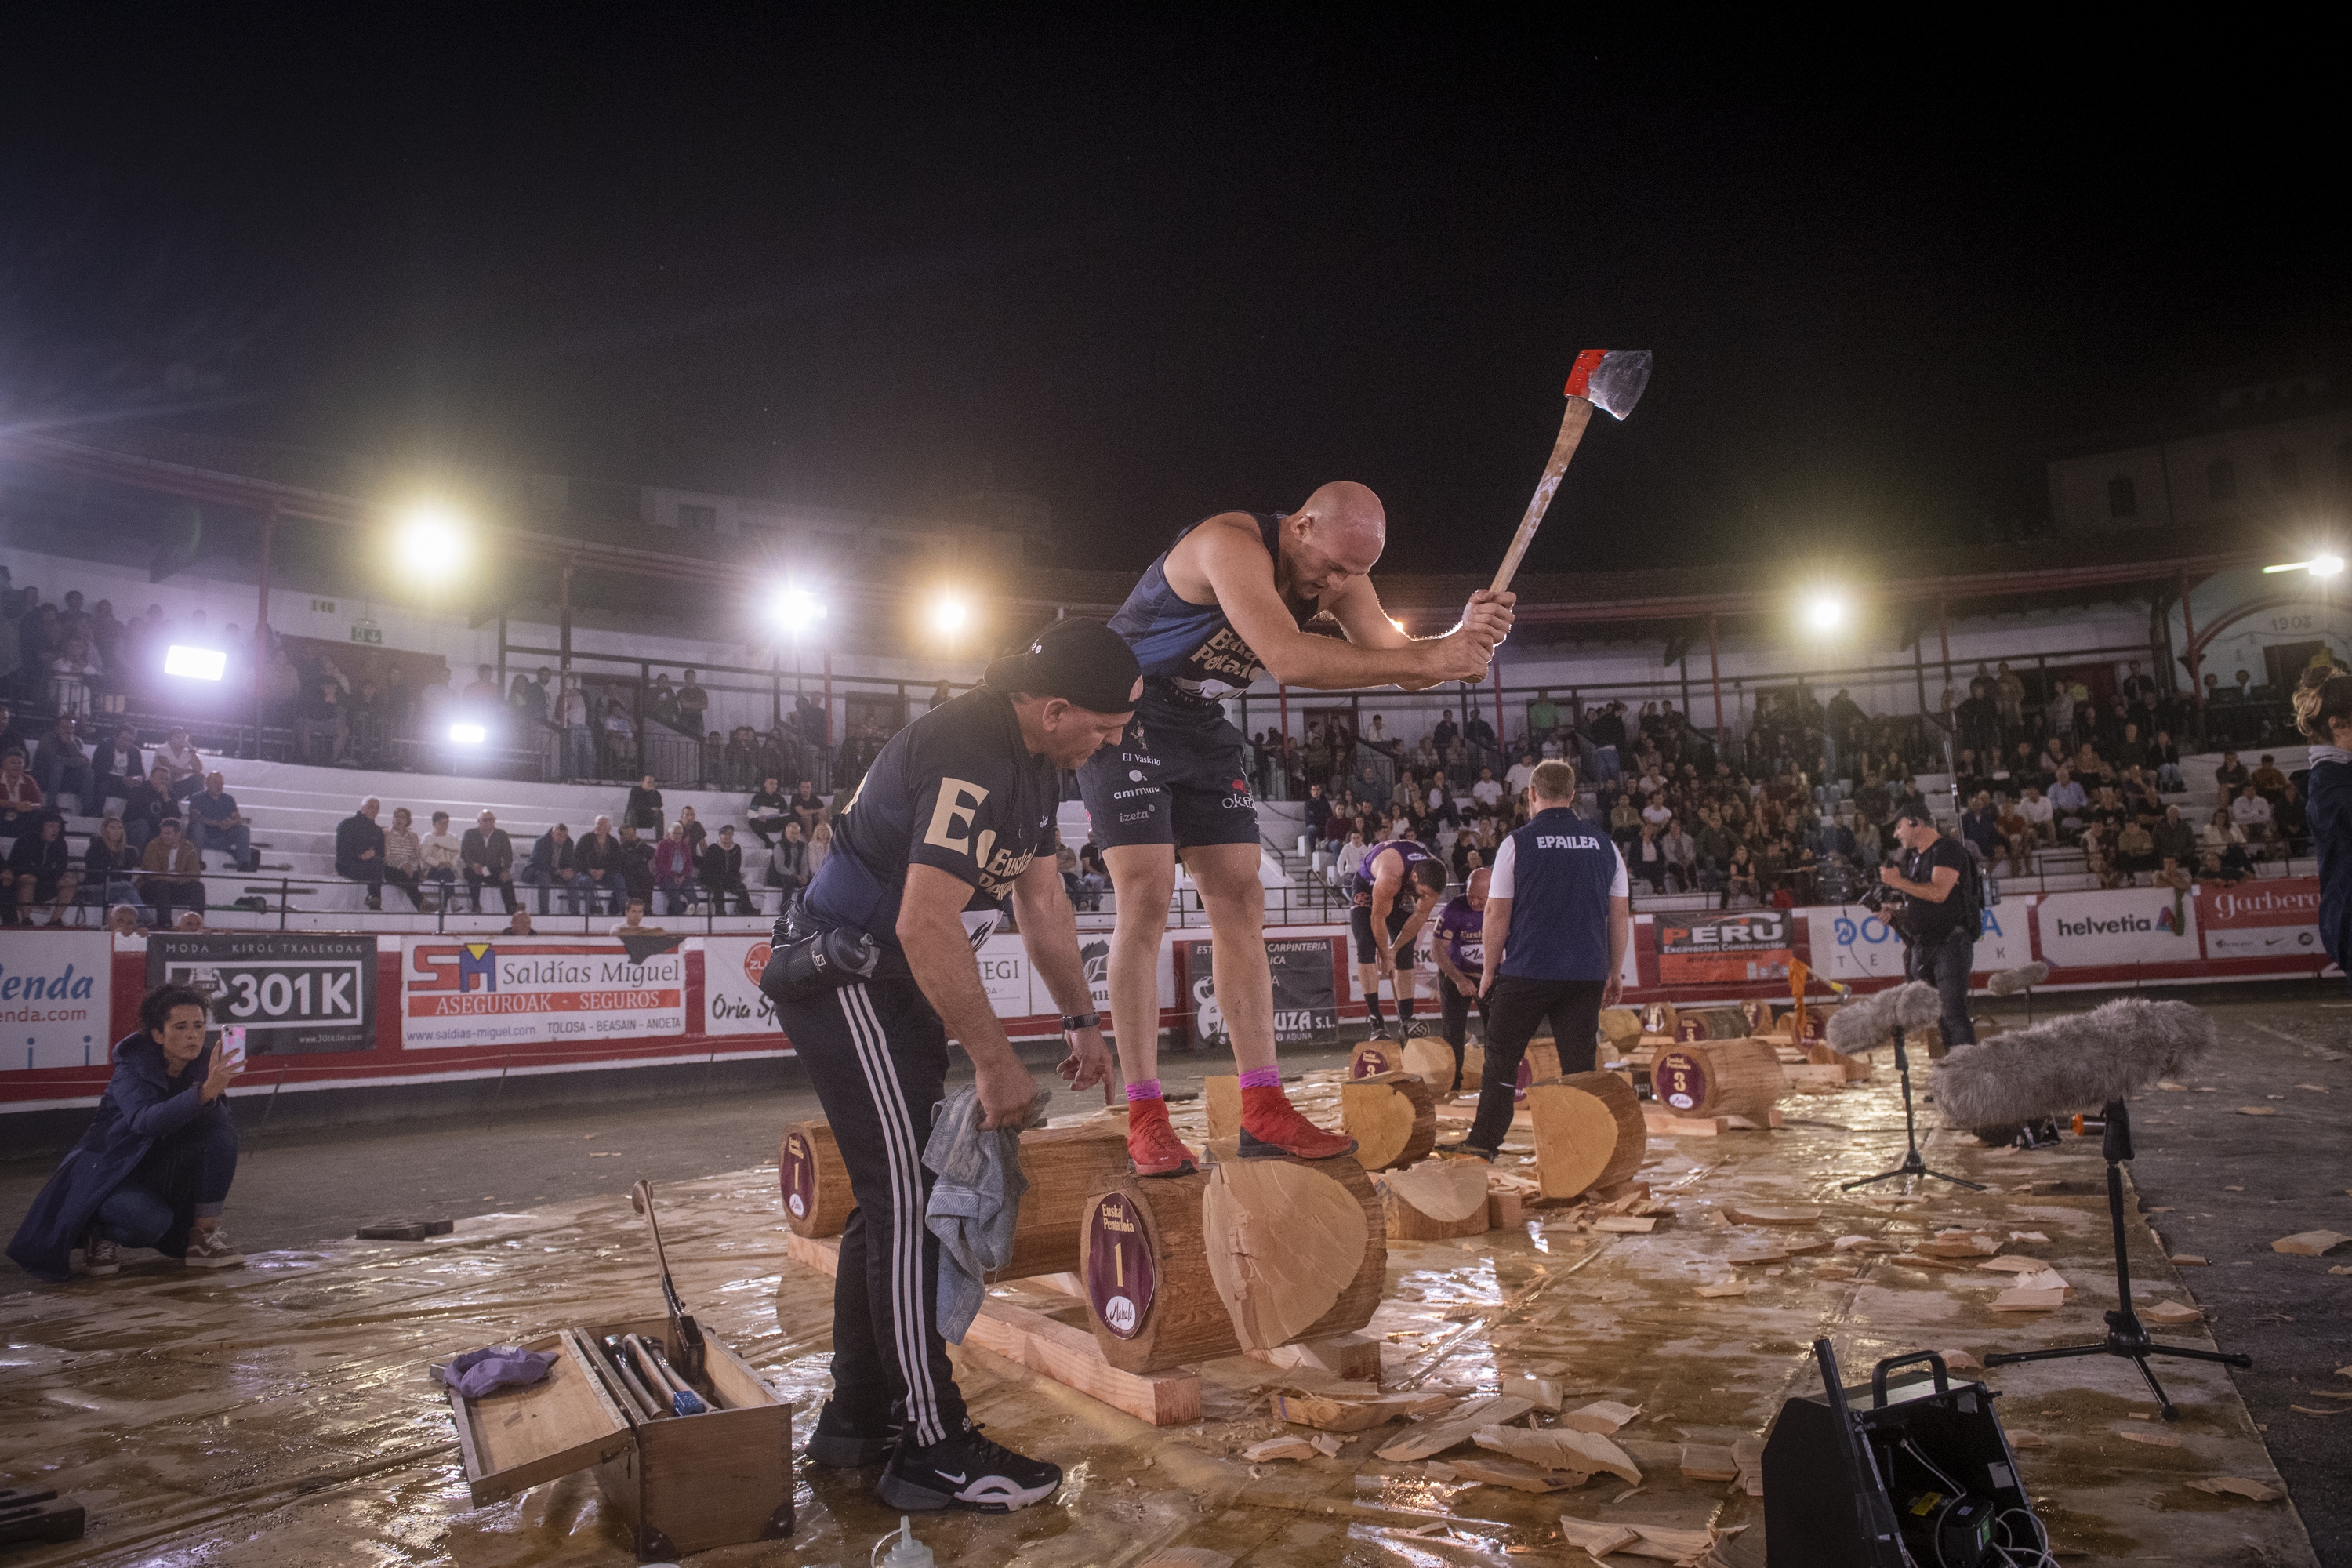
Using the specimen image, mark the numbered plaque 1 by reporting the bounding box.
[1084,1192,1156,1340]
[781,1130,817,1221]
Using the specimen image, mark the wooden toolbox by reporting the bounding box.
[444,1315,793,1560]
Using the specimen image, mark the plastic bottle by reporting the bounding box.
[873,1515,935,1568]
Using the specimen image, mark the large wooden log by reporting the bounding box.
[1341,1072,1438,1171]
[782,1119,1125,1279]
[1639,1001,1679,1038]
[1598,1008,1645,1051]
[1204,1075,1240,1141]
[1527,1073,1648,1200]
[1403,1036,1468,1091]
[1078,1156,1385,1374]
[1672,1007,1751,1042]
[779,1121,855,1237]
[1380,1159,1492,1241]
[1650,1039,1788,1120]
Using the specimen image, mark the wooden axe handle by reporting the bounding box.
[1489,397,1594,596]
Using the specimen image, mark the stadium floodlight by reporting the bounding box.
[931,593,970,633]
[448,722,487,745]
[776,586,826,635]
[164,645,227,681]
[2263,554,2345,576]
[398,504,470,579]
[1801,590,1848,633]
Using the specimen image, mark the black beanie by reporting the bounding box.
[981,619,1142,715]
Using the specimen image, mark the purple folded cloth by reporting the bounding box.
[441,1346,559,1399]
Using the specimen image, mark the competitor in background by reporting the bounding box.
[1428,866,1491,1093]
[1077,481,1513,1174]
[1351,839,1448,1041]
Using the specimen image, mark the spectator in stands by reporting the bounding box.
[2047,767,2088,834]
[1661,818,1697,892]
[558,677,593,778]
[613,822,655,907]
[296,673,345,766]
[139,818,204,925]
[806,819,833,881]
[1994,797,2033,877]
[419,811,463,908]
[609,897,661,937]
[106,903,145,936]
[676,669,709,735]
[2017,783,2054,844]
[574,815,626,914]
[463,665,500,706]
[2115,815,2158,875]
[524,822,582,915]
[5,982,247,1282]
[381,806,426,909]
[739,776,787,848]
[675,804,707,858]
[187,772,257,873]
[462,810,520,914]
[2252,753,2288,804]
[84,818,152,926]
[789,779,825,837]
[647,673,681,728]
[0,751,44,837]
[2230,783,2274,855]
[8,816,80,926]
[2277,780,2310,854]
[1723,842,1760,907]
[505,909,535,936]
[2198,847,2243,886]
[1303,782,1331,845]
[2150,730,2184,793]
[2153,804,2197,868]
[333,797,389,908]
[175,909,206,931]
[1077,840,1107,910]
[118,763,174,852]
[601,699,637,776]
[766,818,811,905]
[2214,750,2249,804]
[625,775,664,833]
[1629,820,1668,892]
[90,724,142,814]
[0,702,32,764]
[1471,768,1502,811]
[652,822,699,914]
[33,716,93,813]
[155,729,205,800]
[701,824,750,914]
[1960,793,2001,862]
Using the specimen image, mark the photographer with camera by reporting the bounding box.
[1878,805,1976,1050]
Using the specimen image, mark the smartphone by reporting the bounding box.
[220,1025,247,1069]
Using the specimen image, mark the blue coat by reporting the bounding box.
[2307,751,2352,974]
[6,1033,227,1282]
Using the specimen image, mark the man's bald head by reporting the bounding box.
[1281,481,1386,597]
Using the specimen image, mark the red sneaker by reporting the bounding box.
[1239,1085,1357,1160]
[1125,1099,1198,1178]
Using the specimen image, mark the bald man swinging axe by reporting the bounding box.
[1079,483,1515,1175]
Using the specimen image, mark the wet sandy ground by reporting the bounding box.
[1,1007,2339,1566]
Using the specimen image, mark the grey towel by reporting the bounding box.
[439,1346,558,1399]
[923,1083,1051,1343]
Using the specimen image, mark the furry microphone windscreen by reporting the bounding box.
[1931,999,2217,1127]
[1824,982,1942,1051]
[1986,961,2052,996]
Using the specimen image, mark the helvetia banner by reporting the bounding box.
[2034,887,2199,969]
[401,936,684,1048]
[148,932,376,1055]
[1187,936,1338,1051]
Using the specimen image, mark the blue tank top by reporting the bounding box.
[1350,839,1439,900]
[1108,512,1318,701]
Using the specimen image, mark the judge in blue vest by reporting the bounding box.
[1460,758,1630,1160]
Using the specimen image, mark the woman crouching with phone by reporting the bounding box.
[6,984,245,1280]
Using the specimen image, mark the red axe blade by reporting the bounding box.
[1488,348,1653,594]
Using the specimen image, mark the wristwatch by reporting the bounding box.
[1060,1012,1101,1033]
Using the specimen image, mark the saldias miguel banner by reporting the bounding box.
[1185,936,1340,1051]
[147,932,376,1054]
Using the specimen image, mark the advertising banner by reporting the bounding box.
[1186,936,1339,1051]
[2035,887,2198,969]
[702,935,780,1036]
[401,935,684,1048]
[2196,877,2323,961]
[147,932,376,1055]
[0,932,112,1070]
[1655,909,1794,985]
[1804,898,2035,982]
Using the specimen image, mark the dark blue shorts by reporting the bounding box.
[1076,695,1261,852]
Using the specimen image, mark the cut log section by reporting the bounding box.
[1348,1040,1403,1079]
[779,1120,855,1237]
[1650,1039,1788,1120]
[1599,1008,1644,1051]
[1805,1041,1873,1082]
[1672,1007,1751,1042]
[1203,1160,1374,1351]
[1205,1075,1240,1142]
[1342,1073,1439,1171]
[1381,1159,1493,1241]
[1079,1157,1385,1374]
[1639,1002,1679,1038]
[1527,1073,1648,1200]
[1404,1036,1470,1092]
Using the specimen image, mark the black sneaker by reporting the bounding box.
[878,1418,1062,1513]
[804,1398,898,1467]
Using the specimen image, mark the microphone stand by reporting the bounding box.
[1839,1025,1983,1192]
[1983,1098,2249,1421]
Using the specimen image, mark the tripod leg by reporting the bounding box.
[2128,1354,2180,1421]
[2145,1345,2254,1370]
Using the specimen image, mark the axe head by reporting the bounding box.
[1565,348,1652,420]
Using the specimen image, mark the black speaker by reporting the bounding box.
[1763,1341,2043,1568]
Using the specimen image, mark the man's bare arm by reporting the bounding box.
[1009,857,1114,1094]
[1323,579,1515,693]
[897,863,1038,1127]
[1603,895,1631,1007]
[1479,895,1514,994]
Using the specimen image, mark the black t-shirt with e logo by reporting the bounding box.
[805,688,1060,952]
[1901,834,1973,942]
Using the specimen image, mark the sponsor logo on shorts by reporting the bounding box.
[1112,788,1150,800]
[1128,769,1145,782]
[1119,810,1153,823]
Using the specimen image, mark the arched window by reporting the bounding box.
[2271,448,2302,491]
[2208,459,2237,502]
[2108,475,2138,519]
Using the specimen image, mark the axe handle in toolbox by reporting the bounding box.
[1489,396,1594,596]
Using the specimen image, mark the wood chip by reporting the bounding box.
[1940,1349,1984,1371]
[1243,1436,1319,1461]
[2009,1432,2046,1449]
[2143,1299,2203,1324]
[1452,1455,1587,1492]
[1475,1424,1642,1484]
[1991,1285,2068,1312]
[2157,1080,2188,1091]
[1557,1519,1642,1556]
[1835,1235,1897,1253]
[1592,1214,1659,1233]
[1502,1374,1565,1412]
[2273,1230,2350,1257]
[2118,1428,2183,1447]
[1682,1443,1740,1482]
[2291,1404,2348,1416]
[1375,1395,1537,1461]
[2187,1477,2281,1501]
[1557,1399,1642,1433]
[2237,1106,2280,1116]
[2009,1231,2051,1243]
[1916,1232,2002,1258]
[1309,1432,1345,1457]
[1722,1203,1824,1225]
[1726,1247,1791,1265]
[1270,1391,1427,1432]
[2169,1255,2209,1266]
[1980,1256,2056,1273]
[1896,1254,1965,1272]
[2295,1083,2329,1093]
[1695,1280,1751,1298]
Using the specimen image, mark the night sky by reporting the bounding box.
[2,18,2335,575]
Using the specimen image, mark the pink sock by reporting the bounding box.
[1125,1080,1163,1102]
[1237,1067,1281,1090]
